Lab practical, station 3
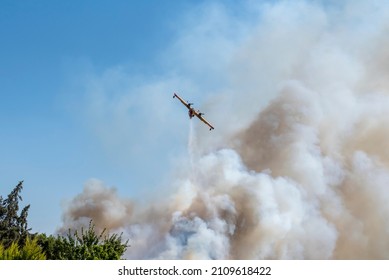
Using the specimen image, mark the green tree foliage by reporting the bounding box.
[0,237,46,260]
[38,221,129,260]
[0,181,31,248]
[1,182,129,259]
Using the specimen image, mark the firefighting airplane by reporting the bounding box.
[173,93,214,130]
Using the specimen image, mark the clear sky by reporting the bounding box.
[1,0,224,233]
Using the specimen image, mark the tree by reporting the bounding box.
[1,182,129,259]
[0,237,46,260]
[0,181,31,248]
[37,221,129,260]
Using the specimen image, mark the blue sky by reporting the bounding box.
[1,0,269,234]
[1,0,222,233]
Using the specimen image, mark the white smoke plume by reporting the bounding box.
[60,1,389,259]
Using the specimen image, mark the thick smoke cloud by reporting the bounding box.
[60,1,389,259]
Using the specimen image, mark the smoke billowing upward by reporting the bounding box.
[60,1,389,259]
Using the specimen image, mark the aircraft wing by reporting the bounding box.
[194,111,215,130]
[173,93,192,110]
